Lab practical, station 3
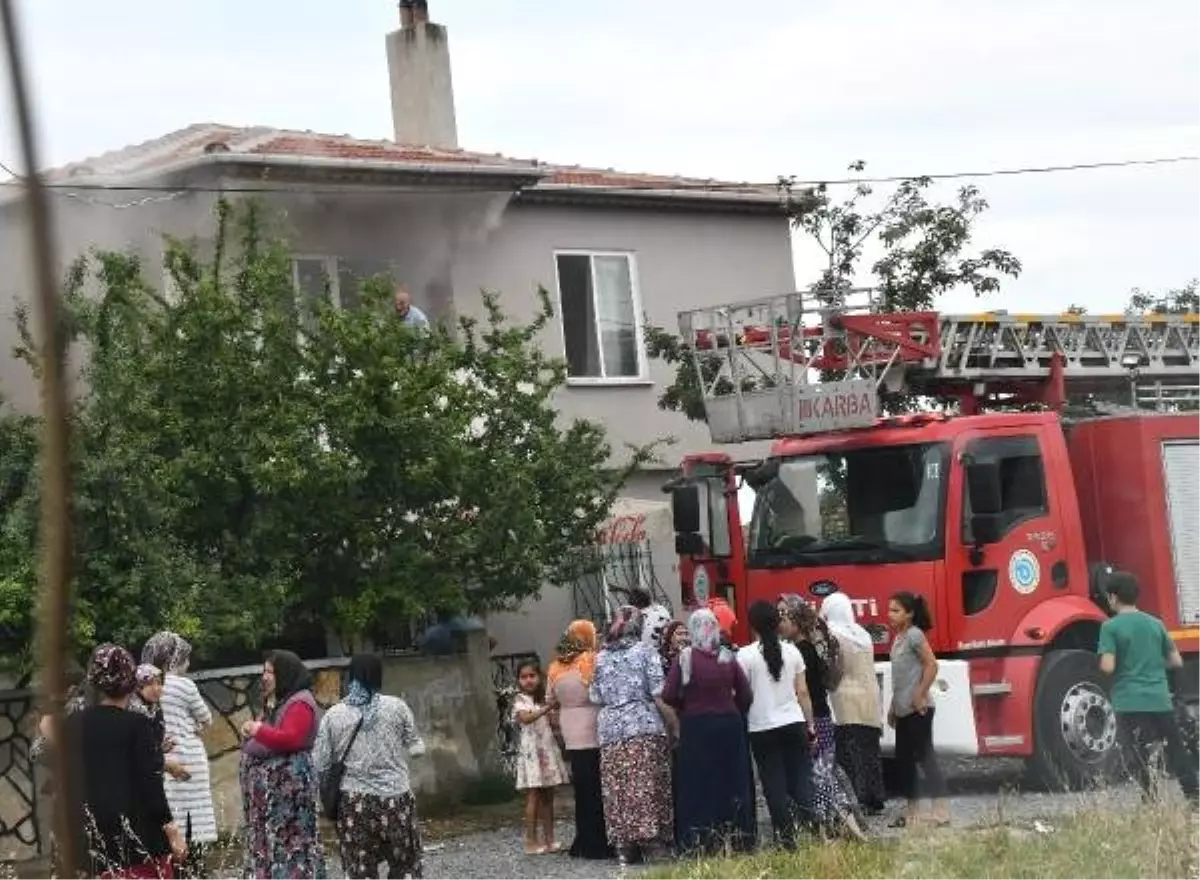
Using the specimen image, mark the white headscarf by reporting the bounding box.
[820,593,873,652]
[641,604,673,649]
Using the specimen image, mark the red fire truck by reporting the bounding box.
[667,290,1199,786]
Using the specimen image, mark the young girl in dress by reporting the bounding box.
[513,659,569,855]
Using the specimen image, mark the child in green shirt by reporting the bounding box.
[1097,571,1197,805]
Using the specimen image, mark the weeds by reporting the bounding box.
[648,797,1199,879]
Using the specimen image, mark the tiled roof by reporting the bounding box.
[39,123,779,203]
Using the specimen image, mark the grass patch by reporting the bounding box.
[646,800,1198,879]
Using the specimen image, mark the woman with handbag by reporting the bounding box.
[313,653,426,879]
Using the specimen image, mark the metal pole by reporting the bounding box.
[0,0,78,875]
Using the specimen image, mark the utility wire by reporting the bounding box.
[0,154,1196,208]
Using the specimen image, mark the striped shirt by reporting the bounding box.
[161,674,218,843]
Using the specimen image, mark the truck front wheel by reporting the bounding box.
[1027,649,1118,790]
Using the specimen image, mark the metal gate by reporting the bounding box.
[571,538,673,631]
[491,652,539,778]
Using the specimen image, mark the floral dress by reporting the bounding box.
[512,694,569,790]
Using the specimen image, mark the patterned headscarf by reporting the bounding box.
[135,664,163,687]
[786,593,842,676]
[141,631,192,674]
[606,605,644,648]
[679,609,734,686]
[88,644,137,698]
[641,604,673,650]
[548,620,599,689]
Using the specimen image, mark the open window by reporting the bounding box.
[961,435,1049,544]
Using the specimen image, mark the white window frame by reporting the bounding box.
[553,249,651,386]
[291,254,350,309]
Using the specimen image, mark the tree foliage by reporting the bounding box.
[0,199,644,673]
[644,162,1022,421]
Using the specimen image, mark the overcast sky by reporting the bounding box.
[2,0,1197,313]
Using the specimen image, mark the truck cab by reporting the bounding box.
[671,407,1200,785]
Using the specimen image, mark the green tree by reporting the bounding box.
[0,199,645,666]
[644,162,1022,421]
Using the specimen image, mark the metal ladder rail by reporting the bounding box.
[929,313,1199,382]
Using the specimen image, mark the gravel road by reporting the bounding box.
[422,758,1141,879]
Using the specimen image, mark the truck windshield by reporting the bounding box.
[749,442,949,566]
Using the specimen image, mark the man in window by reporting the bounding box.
[1097,571,1198,806]
[394,285,430,329]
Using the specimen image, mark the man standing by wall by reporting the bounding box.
[394,285,430,328]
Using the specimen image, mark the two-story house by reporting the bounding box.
[0,3,793,663]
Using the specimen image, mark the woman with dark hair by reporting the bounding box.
[62,643,187,878]
[736,601,816,849]
[887,591,948,828]
[589,606,677,866]
[239,650,325,878]
[780,597,867,841]
[314,653,426,878]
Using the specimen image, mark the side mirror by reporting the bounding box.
[671,484,702,534]
[744,459,779,491]
[675,532,705,556]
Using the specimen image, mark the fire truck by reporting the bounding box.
[666,289,1199,786]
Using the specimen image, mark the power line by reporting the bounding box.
[0,154,1196,207]
[780,155,1199,187]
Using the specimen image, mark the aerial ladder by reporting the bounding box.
[678,289,1200,444]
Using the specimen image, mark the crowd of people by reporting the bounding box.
[32,636,425,879]
[513,588,949,867]
[26,570,1195,878]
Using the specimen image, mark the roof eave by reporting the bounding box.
[43,151,548,191]
[517,183,789,215]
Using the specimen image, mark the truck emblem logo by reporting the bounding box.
[1008,549,1041,595]
[809,580,839,597]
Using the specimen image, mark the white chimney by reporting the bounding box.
[386,1,459,149]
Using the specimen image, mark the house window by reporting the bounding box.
[555,252,644,381]
[292,256,398,318]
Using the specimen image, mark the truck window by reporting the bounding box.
[961,435,1049,543]
[749,442,948,566]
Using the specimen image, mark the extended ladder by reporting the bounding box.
[678,290,1200,443]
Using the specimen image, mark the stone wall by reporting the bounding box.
[0,630,499,861]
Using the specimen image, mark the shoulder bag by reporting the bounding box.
[319,713,364,821]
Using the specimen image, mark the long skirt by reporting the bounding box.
[335,790,423,879]
[675,713,757,856]
[835,723,886,811]
[567,749,613,860]
[599,734,673,848]
[812,715,862,830]
[240,752,326,879]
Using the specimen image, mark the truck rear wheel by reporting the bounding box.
[1027,649,1118,790]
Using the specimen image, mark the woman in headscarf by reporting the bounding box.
[141,631,218,848]
[239,649,325,878]
[314,653,425,879]
[547,620,612,861]
[62,644,187,878]
[661,609,756,856]
[588,606,677,866]
[821,592,886,814]
[779,595,867,841]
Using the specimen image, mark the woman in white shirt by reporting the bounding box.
[736,601,817,850]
